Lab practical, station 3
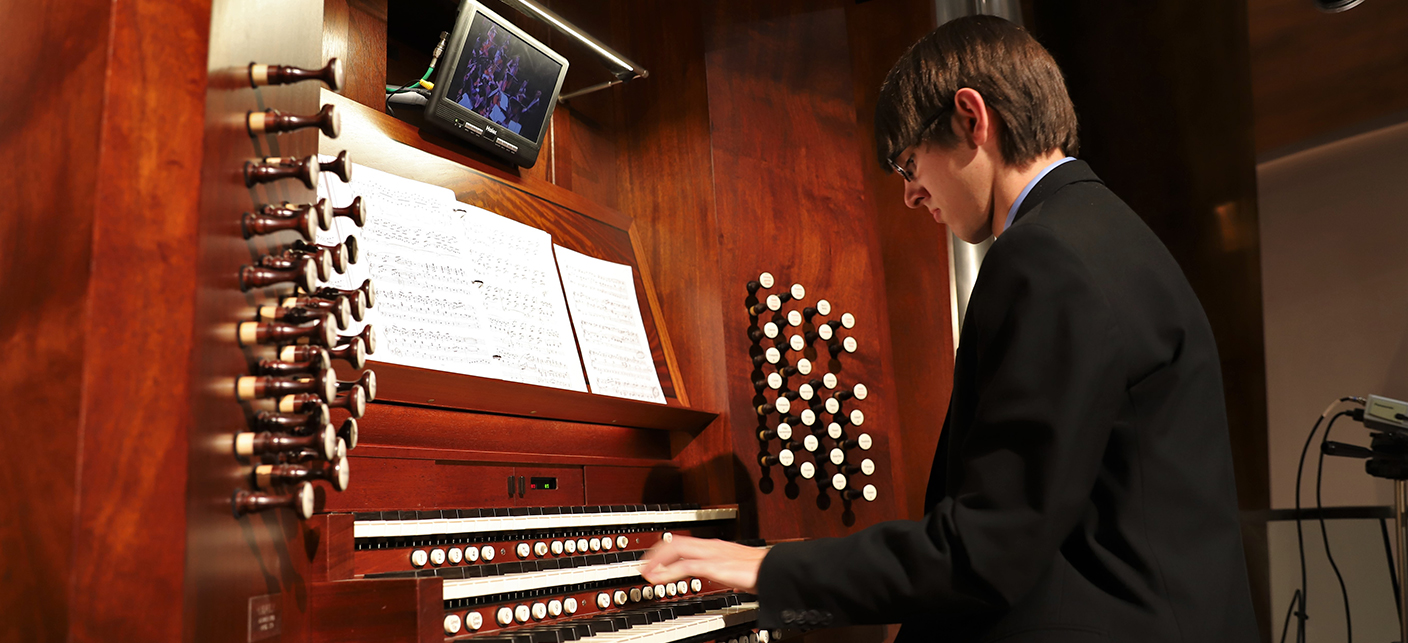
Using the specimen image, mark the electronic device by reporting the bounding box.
[424,0,569,168]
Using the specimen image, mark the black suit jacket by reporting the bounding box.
[756,161,1258,642]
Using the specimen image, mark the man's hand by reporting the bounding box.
[640,536,767,594]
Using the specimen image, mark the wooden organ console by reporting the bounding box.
[7,1,959,642]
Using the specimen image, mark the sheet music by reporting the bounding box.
[453,204,587,391]
[317,161,503,379]
[553,246,666,404]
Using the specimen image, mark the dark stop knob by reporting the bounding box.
[237,314,337,348]
[244,155,318,189]
[232,482,315,520]
[337,370,377,402]
[242,207,316,241]
[248,58,344,91]
[239,259,316,293]
[331,196,367,227]
[247,104,341,138]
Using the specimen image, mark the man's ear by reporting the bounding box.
[951,88,991,148]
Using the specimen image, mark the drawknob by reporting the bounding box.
[244,155,318,189]
[232,482,315,520]
[248,58,344,90]
[247,104,341,138]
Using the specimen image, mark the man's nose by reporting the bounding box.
[903,181,927,209]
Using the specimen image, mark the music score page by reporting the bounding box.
[553,246,666,404]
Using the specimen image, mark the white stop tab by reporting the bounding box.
[841,312,856,328]
[853,383,868,400]
[787,310,803,327]
[816,299,832,316]
[823,373,839,389]
[797,358,813,375]
[776,423,793,440]
[832,473,848,490]
[779,449,795,467]
[767,372,783,389]
[849,409,865,426]
[774,397,791,415]
[861,458,876,475]
[803,434,819,452]
[827,422,843,439]
[824,398,841,414]
[765,347,781,364]
[764,322,780,339]
[843,336,858,353]
[758,272,775,288]
[790,283,806,300]
[858,433,873,450]
[830,448,845,465]
[799,461,816,479]
[862,484,878,502]
[800,409,816,426]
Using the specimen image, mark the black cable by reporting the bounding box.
[1279,589,1302,643]
[385,78,421,118]
[1293,397,1362,643]
[1316,411,1353,643]
[1379,516,1401,618]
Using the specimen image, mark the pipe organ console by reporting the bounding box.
[16,1,919,641]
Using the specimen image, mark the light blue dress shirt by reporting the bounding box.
[1002,157,1076,233]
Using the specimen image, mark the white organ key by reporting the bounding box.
[442,559,650,600]
[354,506,740,539]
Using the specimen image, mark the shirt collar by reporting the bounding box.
[1003,156,1076,233]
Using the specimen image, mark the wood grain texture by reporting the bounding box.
[1026,2,1270,636]
[67,0,216,640]
[842,0,950,522]
[610,0,739,513]
[0,0,111,639]
[583,465,685,505]
[1248,0,1408,154]
[703,0,907,539]
[310,577,442,643]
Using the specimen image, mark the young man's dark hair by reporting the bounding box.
[875,15,1078,169]
[641,14,1259,643]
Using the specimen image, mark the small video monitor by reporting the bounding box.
[424,1,569,168]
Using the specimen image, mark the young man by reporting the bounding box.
[642,15,1259,642]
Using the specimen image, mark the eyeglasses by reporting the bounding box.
[887,105,949,182]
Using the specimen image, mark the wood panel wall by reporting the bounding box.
[1248,0,1408,155]
[1026,2,1271,637]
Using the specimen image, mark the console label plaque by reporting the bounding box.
[248,594,281,642]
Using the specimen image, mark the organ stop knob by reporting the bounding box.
[332,196,368,226]
[248,58,344,90]
[746,271,775,293]
[234,425,337,461]
[253,453,349,492]
[237,315,337,348]
[236,370,336,403]
[247,104,341,138]
[231,482,315,520]
[244,155,319,189]
[242,208,316,241]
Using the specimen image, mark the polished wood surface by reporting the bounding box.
[323,0,388,110]
[842,0,951,522]
[1027,3,1271,637]
[1248,0,1408,155]
[703,0,907,538]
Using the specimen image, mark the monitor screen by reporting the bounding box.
[443,11,563,144]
